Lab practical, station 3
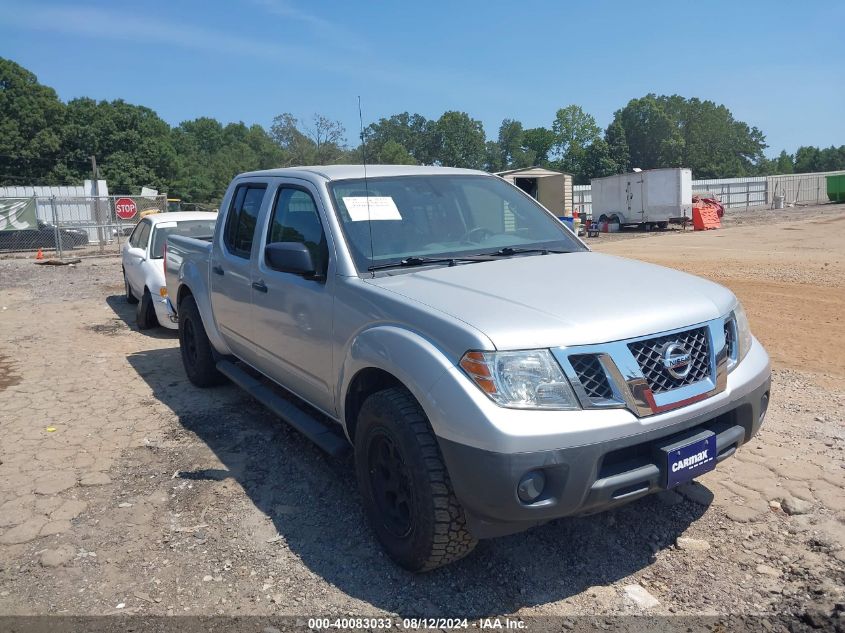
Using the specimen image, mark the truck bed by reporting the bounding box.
[165,234,212,313]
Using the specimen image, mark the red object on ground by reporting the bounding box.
[692,194,723,230]
[692,206,721,230]
[692,194,724,218]
[115,197,137,220]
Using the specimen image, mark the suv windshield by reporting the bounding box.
[328,175,584,271]
[150,219,216,259]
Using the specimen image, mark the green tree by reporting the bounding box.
[483,140,504,172]
[363,112,435,165]
[522,127,556,166]
[377,139,416,165]
[774,150,794,174]
[269,113,347,166]
[579,139,618,184]
[170,119,284,202]
[496,119,533,169]
[667,96,765,177]
[793,146,821,173]
[432,111,486,168]
[613,95,685,170]
[604,119,629,173]
[611,94,766,178]
[308,115,347,164]
[550,105,601,170]
[815,145,845,172]
[0,57,66,185]
[58,97,177,194]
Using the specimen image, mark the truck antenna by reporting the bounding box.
[358,96,375,278]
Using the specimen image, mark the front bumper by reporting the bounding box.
[155,296,178,330]
[429,338,771,538]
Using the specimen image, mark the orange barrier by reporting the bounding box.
[692,194,724,218]
[692,206,721,230]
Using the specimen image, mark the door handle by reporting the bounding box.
[212,265,224,276]
[251,280,268,293]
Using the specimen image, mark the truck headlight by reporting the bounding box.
[460,350,580,410]
[727,302,753,371]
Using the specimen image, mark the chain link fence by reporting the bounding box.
[0,194,168,258]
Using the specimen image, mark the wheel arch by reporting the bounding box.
[344,367,404,444]
[176,282,194,310]
[174,279,232,357]
[338,326,456,443]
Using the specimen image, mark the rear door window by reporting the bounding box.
[223,184,267,258]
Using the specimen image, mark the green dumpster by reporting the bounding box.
[827,174,845,203]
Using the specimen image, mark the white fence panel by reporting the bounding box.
[571,170,845,216]
[573,184,591,215]
[691,177,767,209]
[768,171,845,205]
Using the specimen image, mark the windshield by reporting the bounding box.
[328,175,584,271]
[150,219,216,259]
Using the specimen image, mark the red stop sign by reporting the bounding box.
[115,197,137,220]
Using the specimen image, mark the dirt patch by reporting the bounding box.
[0,354,20,391]
[724,279,844,377]
[593,209,845,379]
[87,321,130,336]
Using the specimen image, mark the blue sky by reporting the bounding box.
[1,0,842,157]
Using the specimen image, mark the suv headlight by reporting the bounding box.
[459,350,580,410]
[727,302,753,371]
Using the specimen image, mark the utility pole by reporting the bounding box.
[90,155,105,249]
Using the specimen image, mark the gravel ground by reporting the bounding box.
[0,204,843,630]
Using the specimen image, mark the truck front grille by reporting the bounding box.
[628,327,711,394]
[569,354,614,400]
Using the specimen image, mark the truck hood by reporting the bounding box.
[366,252,737,349]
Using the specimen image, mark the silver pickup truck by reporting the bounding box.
[165,165,771,571]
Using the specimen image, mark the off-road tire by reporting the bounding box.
[178,295,226,387]
[355,387,476,571]
[136,288,159,330]
[124,271,138,304]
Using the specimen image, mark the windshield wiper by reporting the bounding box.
[367,255,491,272]
[477,247,571,257]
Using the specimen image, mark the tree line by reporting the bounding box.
[2,57,843,203]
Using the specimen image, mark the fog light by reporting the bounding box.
[517,470,546,503]
[759,391,769,423]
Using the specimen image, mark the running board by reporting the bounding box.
[216,360,349,458]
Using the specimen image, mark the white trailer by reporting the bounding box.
[590,168,692,228]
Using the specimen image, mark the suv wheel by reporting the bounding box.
[178,295,226,387]
[355,387,476,571]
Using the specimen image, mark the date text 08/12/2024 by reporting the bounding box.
[307,617,526,629]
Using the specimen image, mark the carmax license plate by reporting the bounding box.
[663,432,717,488]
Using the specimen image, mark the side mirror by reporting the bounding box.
[265,242,317,277]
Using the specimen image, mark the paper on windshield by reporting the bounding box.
[154,222,177,229]
[342,196,402,221]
